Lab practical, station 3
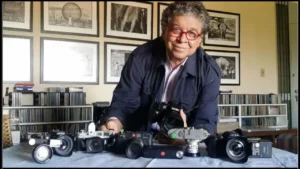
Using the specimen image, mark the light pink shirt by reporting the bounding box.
[151,55,188,130]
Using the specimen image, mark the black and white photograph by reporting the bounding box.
[104,42,138,84]
[204,10,240,48]
[41,1,99,36]
[157,2,169,37]
[3,35,33,83]
[41,38,99,84]
[206,50,240,85]
[105,1,153,41]
[2,1,33,31]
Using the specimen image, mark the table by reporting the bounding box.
[3,143,298,168]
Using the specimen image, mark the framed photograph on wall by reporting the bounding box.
[41,1,99,37]
[3,35,33,83]
[104,42,138,84]
[204,10,240,48]
[104,1,153,41]
[205,50,240,85]
[157,2,169,37]
[2,1,33,31]
[40,38,99,84]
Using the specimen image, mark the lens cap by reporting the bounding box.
[32,144,53,164]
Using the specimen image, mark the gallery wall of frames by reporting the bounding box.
[3,1,278,103]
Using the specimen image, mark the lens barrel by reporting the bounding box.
[126,139,144,159]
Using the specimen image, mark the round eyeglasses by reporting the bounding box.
[168,27,201,41]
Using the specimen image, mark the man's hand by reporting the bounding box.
[98,119,123,134]
[157,109,187,146]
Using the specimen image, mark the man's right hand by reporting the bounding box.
[98,119,123,134]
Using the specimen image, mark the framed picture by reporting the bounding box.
[104,42,138,84]
[157,2,169,37]
[3,35,33,83]
[41,1,99,37]
[205,50,240,85]
[40,37,99,84]
[204,10,240,48]
[2,1,33,31]
[104,1,153,41]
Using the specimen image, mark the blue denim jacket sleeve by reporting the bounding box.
[190,64,221,135]
[107,52,144,128]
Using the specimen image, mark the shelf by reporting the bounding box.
[13,121,92,126]
[241,115,287,118]
[2,105,93,109]
[218,104,287,106]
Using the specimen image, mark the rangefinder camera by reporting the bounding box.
[112,130,153,159]
[74,122,115,153]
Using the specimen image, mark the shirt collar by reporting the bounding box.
[165,51,188,70]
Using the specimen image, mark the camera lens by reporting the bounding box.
[32,144,53,164]
[226,138,248,163]
[162,116,184,132]
[86,137,105,152]
[126,139,144,159]
[53,135,74,157]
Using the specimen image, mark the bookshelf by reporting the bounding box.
[217,93,289,132]
[3,91,94,141]
[218,104,288,131]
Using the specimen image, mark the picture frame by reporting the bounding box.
[104,42,138,84]
[205,50,240,85]
[204,10,240,48]
[3,35,33,83]
[41,1,99,37]
[40,37,99,84]
[2,1,33,31]
[104,1,153,41]
[157,2,169,37]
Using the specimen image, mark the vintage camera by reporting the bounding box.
[148,102,184,135]
[28,130,74,164]
[111,130,153,159]
[204,129,272,163]
[168,127,210,157]
[74,122,115,153]
[143,145,185,159]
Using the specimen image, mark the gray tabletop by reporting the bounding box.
[3,143,298,168]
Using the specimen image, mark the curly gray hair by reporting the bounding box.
[161,1,210,37]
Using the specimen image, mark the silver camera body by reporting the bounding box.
[168,127,210,157]
[74,122,115,153]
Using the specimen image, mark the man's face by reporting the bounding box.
[163,15,203,60]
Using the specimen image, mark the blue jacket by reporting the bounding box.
[106,37,221,134]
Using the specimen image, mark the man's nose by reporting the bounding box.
[177,32,188,43]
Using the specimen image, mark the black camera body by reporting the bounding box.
[149,102,183,135]
[74,123,115,153]
[28,130,74,164]
[205,129,272,163]
[111,130,184,160]
[111,131,153,159]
